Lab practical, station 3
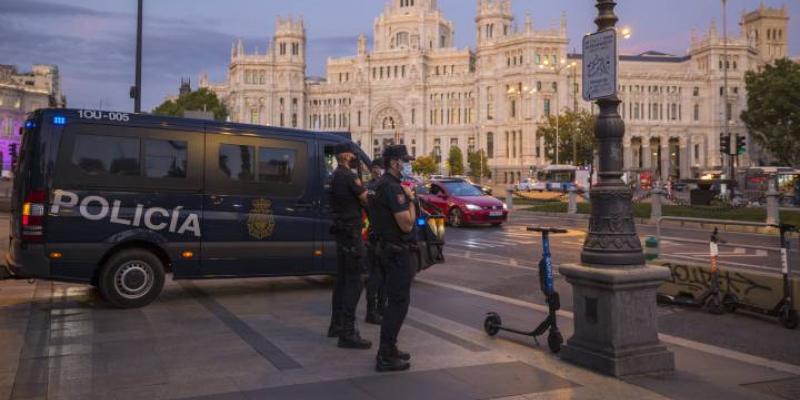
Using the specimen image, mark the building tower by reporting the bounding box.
[373,0,453,52]
[741,3,789,63]
[273,15,306,128]
[179,78,191,96]
[475,0,514,46]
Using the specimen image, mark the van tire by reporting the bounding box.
[99,249,165,308]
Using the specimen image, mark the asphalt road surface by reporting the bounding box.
[429,212,800,366]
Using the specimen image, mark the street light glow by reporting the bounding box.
[620,26,632,39]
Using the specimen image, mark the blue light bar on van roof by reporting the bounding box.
[416,217,426,227]
[25,121,35,129]
[53,116,66,125]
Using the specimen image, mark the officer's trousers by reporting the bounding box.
[365,241,387,314]
[331,227,365,335]
[378,243,413,352]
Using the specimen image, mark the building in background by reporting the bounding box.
[0,64,65,173]
[201,0,790,183]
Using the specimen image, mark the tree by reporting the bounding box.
[153,87,228,121]
[536,110,596,166]
[447,146,464,175]
[741,58,800,166]
[412,155,438,176]
[467,149,491,178]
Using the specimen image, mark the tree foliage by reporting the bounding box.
[412,155,438,176]
[467,149,491,178]
[536,110,596,166]
[447,146,465,175]
[153,87,228,121]
[741,58,800,166]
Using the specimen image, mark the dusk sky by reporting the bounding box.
[2,0,798,112]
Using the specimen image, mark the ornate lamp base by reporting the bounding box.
[558,263,675,377]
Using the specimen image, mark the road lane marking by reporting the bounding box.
[416,277,800,376]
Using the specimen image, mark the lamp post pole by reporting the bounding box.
[558,0,674,377]
[133,0,143,113]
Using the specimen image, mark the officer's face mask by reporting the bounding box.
[401,162,413,179]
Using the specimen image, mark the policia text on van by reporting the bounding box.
[6,109,444,308]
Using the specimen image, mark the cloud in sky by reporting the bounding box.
[1,0,797,112]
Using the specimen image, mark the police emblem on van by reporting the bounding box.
[247,198,275,239]
[50,190,201,237]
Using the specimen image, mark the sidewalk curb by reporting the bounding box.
[515,210,778,235]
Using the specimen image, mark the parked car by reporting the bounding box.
[417,179,508,227]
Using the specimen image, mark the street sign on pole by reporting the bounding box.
[582,29,618,101]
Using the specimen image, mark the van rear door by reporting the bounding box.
[198,131,317,277]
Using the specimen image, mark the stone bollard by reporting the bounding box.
[766,179,780,226]
[567,186,578,214]
[506,187,514,212]
[650,184,664,223]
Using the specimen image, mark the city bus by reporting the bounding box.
[6,109,444,307]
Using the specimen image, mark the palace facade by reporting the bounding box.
[201,0,790,183]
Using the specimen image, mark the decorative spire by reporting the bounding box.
[525,11,533,33]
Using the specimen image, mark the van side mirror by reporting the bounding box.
[438,192,448,199]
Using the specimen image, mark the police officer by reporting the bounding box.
[371,145,416,372]
[365,158,386,325]
[327,142,371,349]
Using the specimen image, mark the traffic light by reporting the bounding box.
[736,135,746,155]
[719,134,730,155]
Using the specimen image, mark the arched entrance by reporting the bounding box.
[372,106,404,158]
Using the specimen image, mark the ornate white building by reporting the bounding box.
[0,64,65,172]
[201,0,790,183]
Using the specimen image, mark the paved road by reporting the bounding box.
[433,212,800,367]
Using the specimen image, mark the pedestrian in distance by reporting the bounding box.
[327,142,372,349]
[371,145,417,372]
[365,158,387,325]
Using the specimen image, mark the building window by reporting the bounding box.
[411,108,416,125]
[487,87,494,120]
[543,99,551,117]
[693,87,699,96]
[468,136,476,154]
[510,100,516,118]
[250,109,260,124]
[396,31,409,47]
[487,132,494,158]
[292,113,297,128]
[279,113,284,126]
[357,111,362,127]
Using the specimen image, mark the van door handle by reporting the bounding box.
[294,201,313,210]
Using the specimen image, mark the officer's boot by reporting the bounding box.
[327,315,342,338]
[338,319,372,349]
[376,347,411,372]
[365,298,383,325]
[391,346,411,361]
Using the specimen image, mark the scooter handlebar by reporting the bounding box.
[528,226,568,234]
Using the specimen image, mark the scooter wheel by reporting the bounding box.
[722,293,738,313]
[548,331,563,353]
[780,308,798,330]
[705,296,724,315]
[484,312,502,336]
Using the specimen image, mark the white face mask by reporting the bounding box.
[401,162,413,178]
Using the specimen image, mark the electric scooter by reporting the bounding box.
[483,226,567,353]
[722,224,799,329]
[660,227,726,314]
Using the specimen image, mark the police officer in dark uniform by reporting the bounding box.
[364,158,386,325]
[371,145,416,372]
[327,142,371,349]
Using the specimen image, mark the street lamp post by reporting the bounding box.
[558,0,674,377]
[539,60,576,165]
[132,0,143,113]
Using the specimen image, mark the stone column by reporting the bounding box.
[568,186,578,214]
[680,136,690,179]
[623,139,633,174]
[660,140,670,181]
[559,0,674,378]
[642,142,652,170]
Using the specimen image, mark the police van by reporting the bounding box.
[6,108,443,308]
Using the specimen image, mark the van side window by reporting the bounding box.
[145,139,187,178]
[258,147,295,183]
[219,144,255,182]
[72,134,140,176]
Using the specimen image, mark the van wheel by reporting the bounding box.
[99,249,165,308]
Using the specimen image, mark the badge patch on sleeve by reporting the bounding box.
[397,194,407,205]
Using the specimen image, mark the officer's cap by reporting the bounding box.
[382,145,414,162]
[334,142,358,155]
